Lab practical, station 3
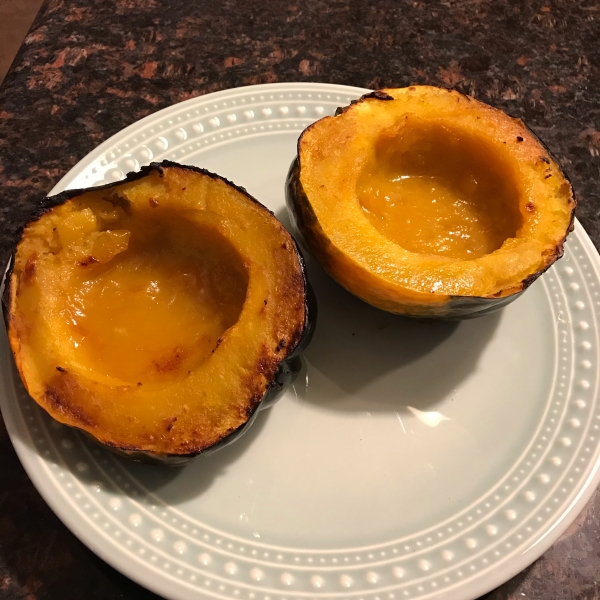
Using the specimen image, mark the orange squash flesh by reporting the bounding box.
[356,120,523,260]
[6,163,309,460]
[287,87,576,318]
[62,217,249,386]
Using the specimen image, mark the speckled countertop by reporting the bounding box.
[1,0,599,598]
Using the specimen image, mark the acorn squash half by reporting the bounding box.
[286,86,576,319]
[4,161,313,464]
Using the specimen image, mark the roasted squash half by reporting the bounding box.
[286,86,576,318]
[5,162,313,464]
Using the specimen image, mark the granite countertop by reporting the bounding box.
[1,0,599,598]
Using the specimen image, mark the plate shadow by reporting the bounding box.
[118,406,274,501]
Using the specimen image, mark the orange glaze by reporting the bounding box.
[359,173,511,259]
[356,121,523,260]
[68,253,243,384]
[63,218,248,386]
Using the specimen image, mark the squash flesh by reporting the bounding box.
[295,87,575,308]
[8,166,307,456]
[357,120,523,260]
[67,221,248,385]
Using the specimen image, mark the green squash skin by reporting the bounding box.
[5,161,317,466]
[286,155,540,321]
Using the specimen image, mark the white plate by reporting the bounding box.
[2,82,600,600]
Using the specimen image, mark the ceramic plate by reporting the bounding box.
[2,83,600,600]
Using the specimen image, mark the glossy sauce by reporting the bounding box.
[359,173,508,259]
[356,121,523,260]
[66,227,248,385]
